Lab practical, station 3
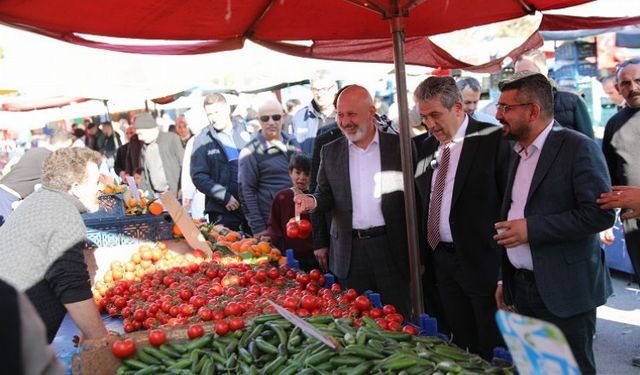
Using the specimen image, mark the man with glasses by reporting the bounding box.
[494,71,613,375]
[291,70,338,154]
[239,99,300,237]
[413,76,510,360]
[191,93,251,231]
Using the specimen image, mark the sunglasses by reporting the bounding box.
[259,114,282,122]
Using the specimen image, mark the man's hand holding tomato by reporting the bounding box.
[294,194,316,215]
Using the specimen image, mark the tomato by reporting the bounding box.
[402,325,419,335]
[330,308,344,318]
[197,307,213,321]
[123,322,136,333]
[114,296,127,309]
[375,318,389,330]
[283,296,298,310]
[133,308,146,322]
[286,223,299,238]
[386,313,404,323]
[382,304,396,315]
[189,295,206,309]
[224,302,242,317]
[214,320,229,336]
[228,317,245,331]
[187,324,205,339]
[344,289,357,301]
[148,329,167,346]
[296,274,310,285]
[353,296,371,311]
[206,268,218,280]
[308,269,322,281]
[330,283,342,293]
[300,295,318,311]
[111,338,135,359]
[298,219,312,237]
[296,308,310,317]
[180,303,195,316]
[179,289,193,301]
[267,267,280,280]
[387,320,402,331]
[369,307,383,319]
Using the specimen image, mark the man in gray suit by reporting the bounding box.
[295,85,411,318]
[493,71,614,375]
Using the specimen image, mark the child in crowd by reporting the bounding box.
[264,154,319,272]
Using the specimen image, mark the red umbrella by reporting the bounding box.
[0,0,594,319]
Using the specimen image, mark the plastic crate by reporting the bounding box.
[554,62,598,79]
[555,41,596,61]
[85,213,174,248]
[80,194,125,221]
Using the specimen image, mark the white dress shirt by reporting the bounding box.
[430,115,469,243]
[506,120,554,270]
[349,130,386,229]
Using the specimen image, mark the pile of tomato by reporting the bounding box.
[98,260,416,335]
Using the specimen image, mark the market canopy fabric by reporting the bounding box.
[0,0,591,55]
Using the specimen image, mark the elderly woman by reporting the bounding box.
[0,147,108,343]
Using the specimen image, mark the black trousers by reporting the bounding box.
[513,270,597,375]
[339,234,411,319]
[622,218,640,286]
[432,246,504,360]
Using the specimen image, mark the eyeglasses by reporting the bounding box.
[311,84,336,94]
[259,114,282,122]
[495,103,532,113]
[616,57,640,73]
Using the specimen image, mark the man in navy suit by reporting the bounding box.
[414,76,510,360]
[494,71,614,375]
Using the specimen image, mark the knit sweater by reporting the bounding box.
[0,187,92,341]
[0,187,88,290]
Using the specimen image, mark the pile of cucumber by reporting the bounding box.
[116,314,513,375]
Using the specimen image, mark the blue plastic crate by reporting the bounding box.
[555,41,596,61]
[554,62,598,79]
[85,213,174,247]
[80,194,125,221]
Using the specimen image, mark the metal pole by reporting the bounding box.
[389,15,424,321]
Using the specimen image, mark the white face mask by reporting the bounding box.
[136,128,160,144]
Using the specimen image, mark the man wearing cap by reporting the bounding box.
[133,113,184,197]
[456,76,500,125]
[191,93,251,231]
[494,71,613,375]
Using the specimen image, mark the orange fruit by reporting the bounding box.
[148,201,163,216]
[102,185,114,194]
[172,224,182,237]
[257,241,271,254]
[126,198,137,208]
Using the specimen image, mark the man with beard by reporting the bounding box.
[494,71,613,375]
[294,85,411,318]
[413,76,509,360]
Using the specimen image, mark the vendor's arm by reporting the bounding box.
[190,139,231,205]
[45,243,107,340]
[598,185,640,219]
[64,298,107,340]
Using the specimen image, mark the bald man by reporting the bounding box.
[295,85,411,318]
[239,99,301,236]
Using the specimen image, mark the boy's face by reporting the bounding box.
[133,172,143,186]
[289,168,309,191]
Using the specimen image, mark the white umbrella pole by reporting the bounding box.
[390,15,425,321]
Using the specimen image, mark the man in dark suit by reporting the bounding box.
[413,76,510,359]
[295,85,411,318]
[494,71,614,375]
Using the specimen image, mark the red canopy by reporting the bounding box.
[0,0,591,55]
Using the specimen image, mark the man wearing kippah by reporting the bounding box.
[494,71,613,374]
[133,112,184,198]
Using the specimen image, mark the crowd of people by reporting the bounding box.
[1,55,640,374]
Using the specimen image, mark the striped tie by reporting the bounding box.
[427,143,451,250]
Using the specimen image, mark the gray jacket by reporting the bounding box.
[238,132,299,233]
